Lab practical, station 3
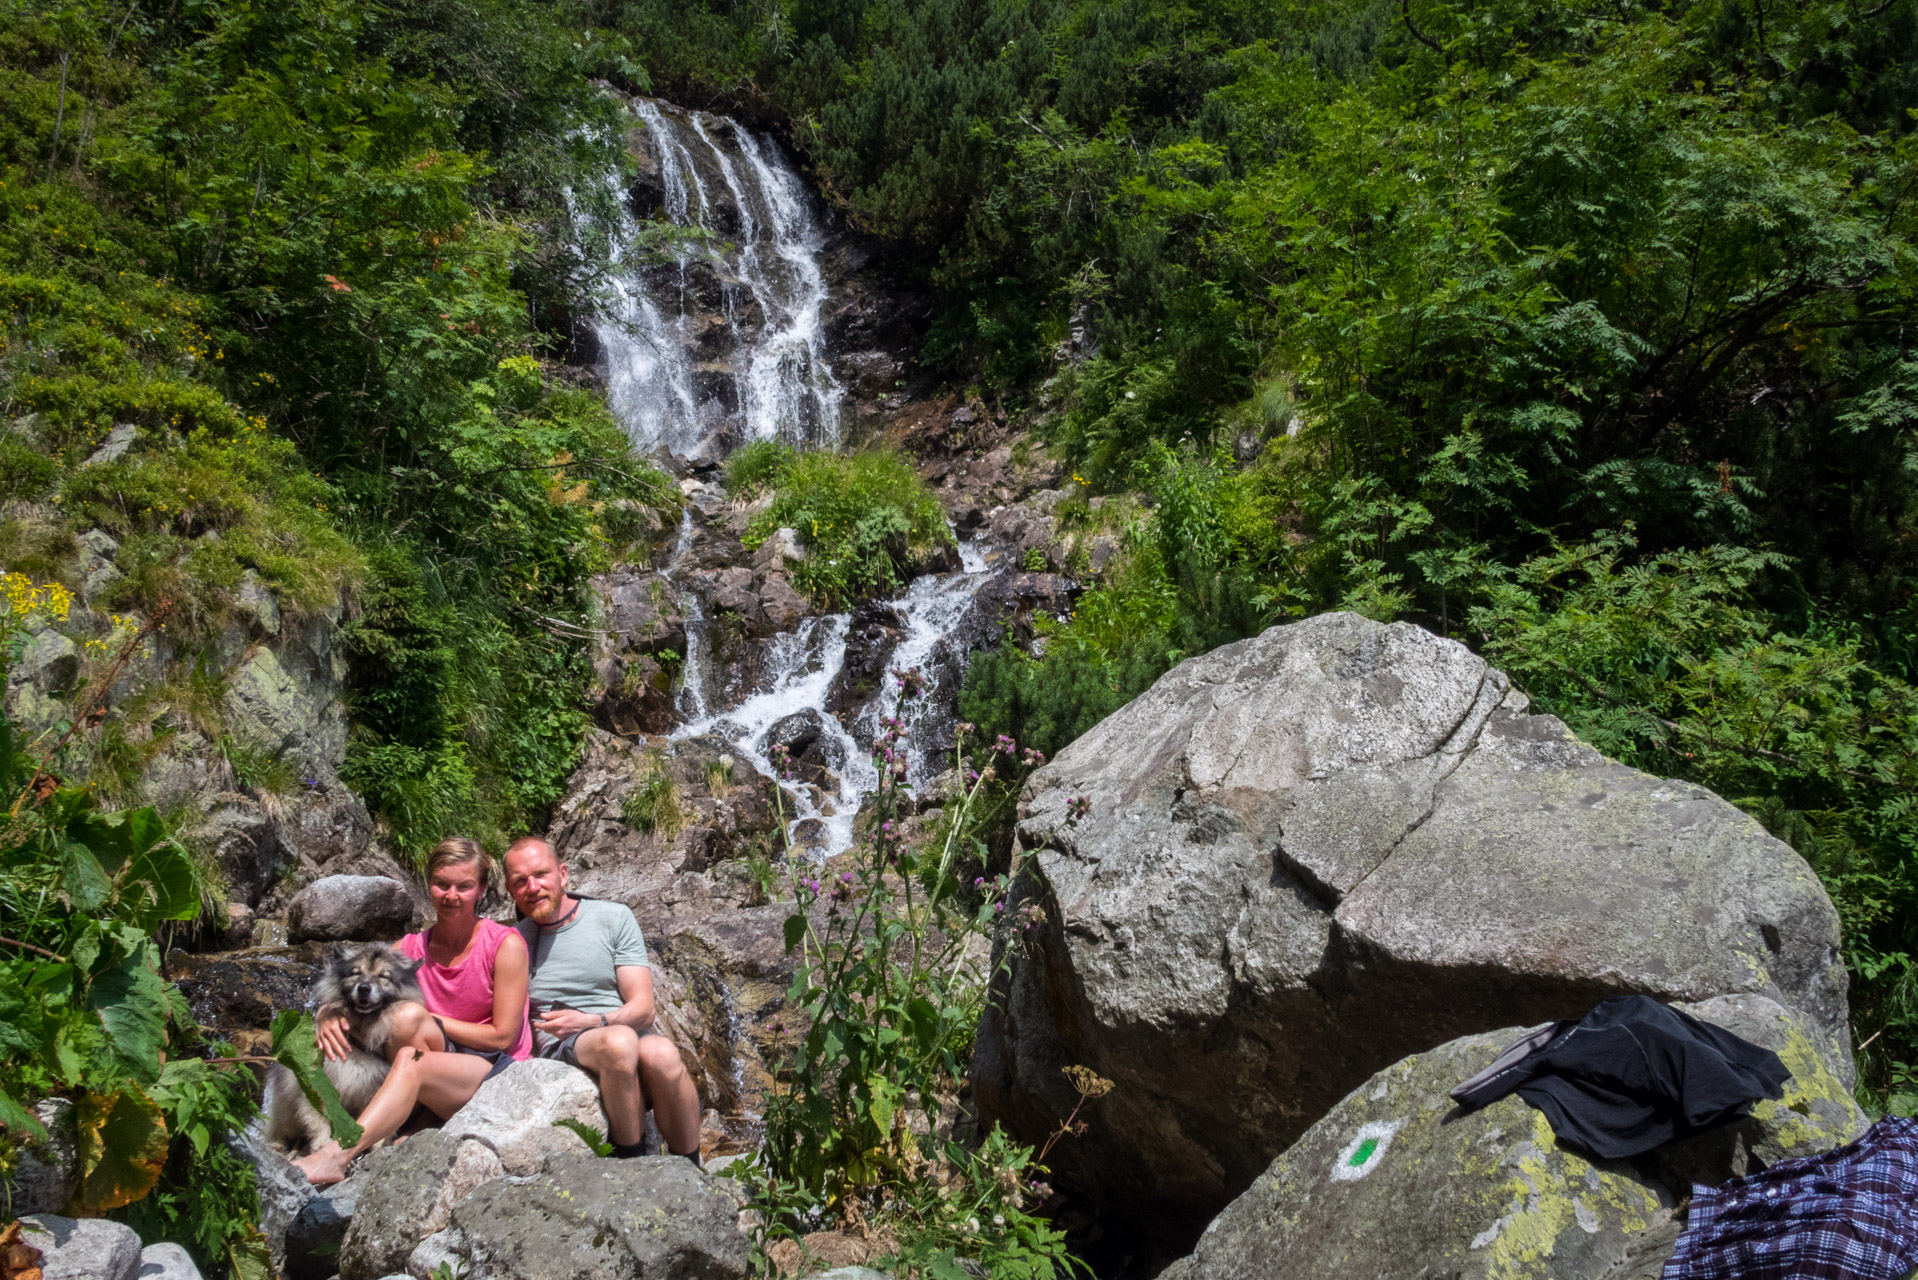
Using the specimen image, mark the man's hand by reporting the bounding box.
[315,1015,353,1063]
[533,1007,604,1039]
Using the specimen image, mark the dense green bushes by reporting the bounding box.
[615,0,1918,1108]
[733,442,953,607]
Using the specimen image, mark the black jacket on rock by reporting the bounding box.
[1450,994,1791,1160]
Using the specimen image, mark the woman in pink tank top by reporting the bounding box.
[293,839,531,1185]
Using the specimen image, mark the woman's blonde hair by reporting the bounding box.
[425,837,493,892]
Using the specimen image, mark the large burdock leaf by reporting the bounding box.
[91,931,166,1083]
[270,1009,363,1147]
[71,1086,168,1212]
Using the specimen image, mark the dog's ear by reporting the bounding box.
[397,954,424,977]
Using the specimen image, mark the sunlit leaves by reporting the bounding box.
[73,1086,168,1212]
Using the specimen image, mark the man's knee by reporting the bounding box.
[582,1024,642,1074]
[635,1034,689,1086]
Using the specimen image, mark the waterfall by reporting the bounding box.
[581,98,1011,857]
[591,100,843,459]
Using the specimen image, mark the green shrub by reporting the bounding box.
[622,759,685,840]
[740,448,953,607]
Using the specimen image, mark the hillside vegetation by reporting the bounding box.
[1,0,675,858]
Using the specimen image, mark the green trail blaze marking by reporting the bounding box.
[1349,1138,1380,1167]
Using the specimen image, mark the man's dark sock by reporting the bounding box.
[673,1148,703,1169]
[610,1140,647,1159]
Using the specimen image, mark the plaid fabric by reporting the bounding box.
[1663,1116,1918,1280]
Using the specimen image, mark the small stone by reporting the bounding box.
[81,422,138,467]
[236,569,281,636]
[19,1214,142,1280]
[137,1242,204,1280]
[287,874,414,943]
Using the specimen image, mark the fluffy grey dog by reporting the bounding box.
[262,942,424,1155]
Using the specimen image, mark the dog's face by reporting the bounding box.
[319,944,421,1017]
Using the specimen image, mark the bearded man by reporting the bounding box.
[502,837,703,1162]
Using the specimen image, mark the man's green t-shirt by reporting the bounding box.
[516,897,651,1017]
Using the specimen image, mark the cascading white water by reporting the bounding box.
[584,99,1008,856]
[675,539,995,855]
[591,99,843,458]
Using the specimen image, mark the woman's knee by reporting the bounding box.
[389,1002,438,1049]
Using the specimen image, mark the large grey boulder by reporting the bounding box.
[1160,994,1864,1280]
[18,1214,142,1280]
[337,1130,504,1280]
[287,874,415,943]
[411,1152,750,1279]
[231,1125,323,1273]
[973,612,1851,1246]
[440,1057,608,1175]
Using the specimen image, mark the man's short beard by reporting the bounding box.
[521,888,564,922]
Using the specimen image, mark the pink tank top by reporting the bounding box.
[399,918,532,1060]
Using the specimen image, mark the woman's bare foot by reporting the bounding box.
[291,1142,355,1186]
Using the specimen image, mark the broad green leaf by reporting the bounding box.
[91,935,167,1083]
[225,1228,275,1280]
[0,1082,48,1143]
[270,1010,363,1148]
[60,838,111,912]
[72,1086,168,1212]
[116,823,199,927]
[73,807,167,879]
[783,912,808,953]
[0,964,43,1055]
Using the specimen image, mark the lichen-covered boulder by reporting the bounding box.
[974,612,1852,1247]
[1160,995,1864,1280]
[412,1152,751,1279]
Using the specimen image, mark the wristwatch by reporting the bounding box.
[598,1013,608,1029]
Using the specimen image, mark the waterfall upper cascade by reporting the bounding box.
[593,100,844,460]
[590,100,1009,855]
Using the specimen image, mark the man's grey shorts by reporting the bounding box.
[535,1025,662,1069]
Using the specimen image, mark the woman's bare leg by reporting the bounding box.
[291,1050,491,1185]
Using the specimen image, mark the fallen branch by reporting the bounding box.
[0,935,67,962]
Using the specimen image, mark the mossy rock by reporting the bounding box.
[1162,994,1863,1280]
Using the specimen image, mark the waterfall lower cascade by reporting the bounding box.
[593,99,844,460]
[589,99,1004,856]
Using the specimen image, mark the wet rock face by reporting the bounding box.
[167,945,323,1054]
[1160,995,1864,1280]
[830,601,906,715]
[973,611,1852,1249]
